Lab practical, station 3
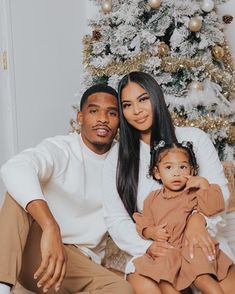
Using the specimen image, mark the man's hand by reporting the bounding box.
[26,199,67,292]
[146,241,173,259]
[184,213,216,261]
[34,224,67,292]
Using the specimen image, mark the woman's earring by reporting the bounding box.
[70,119,81,133]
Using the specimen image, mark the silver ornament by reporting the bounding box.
[201,0,214,13]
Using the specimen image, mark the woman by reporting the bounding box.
[102,71,235,293]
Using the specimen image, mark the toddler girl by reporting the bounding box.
[133,141,233,294]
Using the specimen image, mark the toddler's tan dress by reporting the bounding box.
[133,184,233,290]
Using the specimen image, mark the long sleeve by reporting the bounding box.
[102,144,152,257]
[1,139,60,209]
[195,184,225,216]
[133,192,156,238]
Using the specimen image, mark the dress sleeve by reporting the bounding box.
[133,193,155,239]
[102,144,152,257]
[1,138,68,209]
[195,184,225,216]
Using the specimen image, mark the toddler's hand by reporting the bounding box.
[143,223,169,241]
[184,175,210,193]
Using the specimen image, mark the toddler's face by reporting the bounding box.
[154,149,192,192]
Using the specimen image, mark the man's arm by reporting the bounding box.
[26,199,67,293]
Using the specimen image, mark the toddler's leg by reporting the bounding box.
[193,274,224,294]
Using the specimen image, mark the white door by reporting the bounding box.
[0,0,87,202]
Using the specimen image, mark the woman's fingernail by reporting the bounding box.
[37,283,41,288]
[190,253,194,259]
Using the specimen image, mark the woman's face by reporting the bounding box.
[121,81,153,143]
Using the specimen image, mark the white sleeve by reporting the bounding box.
[1,138,66,209]
[184,128,229,236]
[102,144,152,257]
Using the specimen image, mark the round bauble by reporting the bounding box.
[201,0,214,13]
[212,46,224,59]
[148,0,161,9]
[158,42,169,56]
[101,0,112,13]
[188,80,204,91]
[188,17,202,32]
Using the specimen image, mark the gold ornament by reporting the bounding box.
[223,14,233,24]
[188,80,204,91]
[188,16,202,32]
[212,46,224,59]
[148,0,161,9]
[101,0,112,13]
[158,42,170,57]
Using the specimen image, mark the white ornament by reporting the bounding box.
[201,0,214,13]
[101,0,112,13]
[188,17,202,32]
[148,0,161,9]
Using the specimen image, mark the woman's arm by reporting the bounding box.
[102,144,153,256]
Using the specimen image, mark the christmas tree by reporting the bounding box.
[82,0,235,160]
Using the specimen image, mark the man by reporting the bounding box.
[0,84,134,294]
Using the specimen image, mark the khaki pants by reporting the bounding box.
[0,194,134,294]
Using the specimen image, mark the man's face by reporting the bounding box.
[77,92,119,154]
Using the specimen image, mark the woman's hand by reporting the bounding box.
[143,223,170,242]
[184,213,216,261]
[146,241,173,259]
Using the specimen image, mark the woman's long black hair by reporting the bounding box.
[117,71,177,218]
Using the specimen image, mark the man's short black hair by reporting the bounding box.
[80,84,118,110]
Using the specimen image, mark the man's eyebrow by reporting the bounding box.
[87,104,118,111]
[87,103,99,108]
[107,106,118,111]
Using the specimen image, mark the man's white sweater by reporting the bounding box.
[1,132,109,263]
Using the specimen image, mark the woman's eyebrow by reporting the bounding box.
[121,92,148,102]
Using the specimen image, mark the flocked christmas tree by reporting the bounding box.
[81,0,235,160]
